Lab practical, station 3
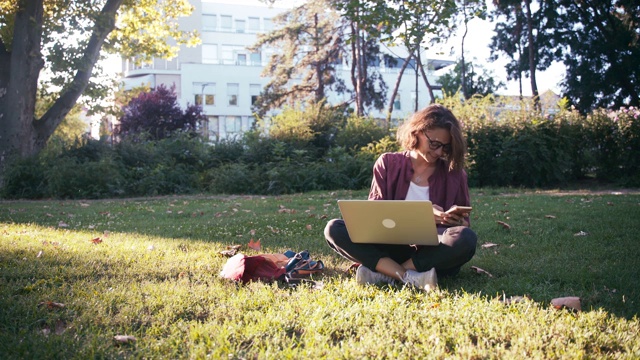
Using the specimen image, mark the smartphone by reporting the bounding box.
[445,205,473,215]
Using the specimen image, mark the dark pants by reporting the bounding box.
[324,219,477,277]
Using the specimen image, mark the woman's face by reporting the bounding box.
[417,127,451,164]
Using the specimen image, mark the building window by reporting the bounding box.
[235,19,245,33]
[250,52,261,66]
[250,84,261,105]
[194,83,216,106]
[248,17,260,31]
[237,54,246,66]
[227,83,239,106]
[207,116,219,141]
[203,14,217,31]
[225,116,242,133]
[202,44,218,64]
[263,18,273,31]
[393,93,401,110]
[221,15,232,30]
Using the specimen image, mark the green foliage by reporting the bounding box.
[2,97,639,199]
[442,94,640,187]
[334,115,390,154]
[256,101,346,158]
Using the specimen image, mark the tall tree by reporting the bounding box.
[456,0,486,98]
[249,0,346,117]
[331,0,388,116]
[490,0,560,107]
[385,0,458,123]
[0,0,197,181]
[554,0,639,112]
[333,0,459,124]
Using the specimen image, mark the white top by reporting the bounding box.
[405,182,430,201]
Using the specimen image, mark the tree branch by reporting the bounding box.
[35,0,124,143]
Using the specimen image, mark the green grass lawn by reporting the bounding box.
[1,189,639,358]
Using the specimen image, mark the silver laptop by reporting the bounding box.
[337,200,440,246]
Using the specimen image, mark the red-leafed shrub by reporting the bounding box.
[115,84,205,140]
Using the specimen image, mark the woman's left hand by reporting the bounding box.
[433,204,466,227]
[441,212,466,227]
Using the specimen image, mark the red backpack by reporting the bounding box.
[220,250,323,284]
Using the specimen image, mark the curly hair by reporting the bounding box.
[396,104,466,171]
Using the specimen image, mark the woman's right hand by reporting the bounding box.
[432,204,445,224]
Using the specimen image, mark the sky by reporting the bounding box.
[102,0,566,97]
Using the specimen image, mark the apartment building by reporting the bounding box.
[120,0,454,141]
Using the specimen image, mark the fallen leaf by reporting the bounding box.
[471,266,494,278]
[90,237,103,244]
[113,335,136,344]
[551,296,581,312]
[496,221,511,229]
[37,250,43,258]
[250,229,256,236]
[481,242,499,248]
[248,239,261,251]
[220,249,238,257]
[38,301,65,309]
[545,215,556,219]
[574,231,589,236]
[607,202,614,206]
[58,221,69,228]
[306,224,313,230]
[220,245,242,257]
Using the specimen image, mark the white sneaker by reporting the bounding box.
[356,265,395,285]
[402,268,438,292]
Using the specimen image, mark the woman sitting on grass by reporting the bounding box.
[324,104,478,291]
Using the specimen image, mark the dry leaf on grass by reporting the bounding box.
[551,296,581,312]
[58,221,69,228]
[471,266,494,277]
[574,231,589,236]
[38,301,65,309]
[113,335,136,344]
[496,221,511,229]
[248,239,261,251]
[90,237,103,244]
[481,242,499,248]
[545,215,556,219]
[220,245,242,257]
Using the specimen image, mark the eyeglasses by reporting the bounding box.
[424,132,452,153]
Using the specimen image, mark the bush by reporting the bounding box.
[3,98,638,199]
[334,115,389,154]
[115,84,205,140]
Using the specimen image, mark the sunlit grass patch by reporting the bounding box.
[1,190,639,358]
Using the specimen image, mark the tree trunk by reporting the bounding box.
[314,13,325,102]
[349,22,361,116]
[523,0,539,110]
[416,51,436,104]
[461,1,469,99]
[0,0,45,182]
[386,53,413,126]
[0,0,123,183]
